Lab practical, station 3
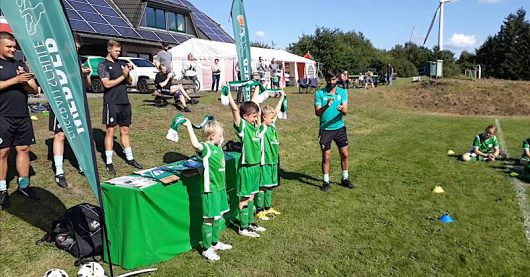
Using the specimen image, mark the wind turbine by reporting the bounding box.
[423,0,457,51]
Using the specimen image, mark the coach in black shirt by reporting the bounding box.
[0,32,40,209]
[98,40,143,176]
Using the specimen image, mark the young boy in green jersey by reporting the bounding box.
[226,88,266,237]
[519,138,530,166]
[254,91,285,221]
[182,119,232,261]
[462,125,506,162]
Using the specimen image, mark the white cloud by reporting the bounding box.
[255,31,266,38]
[479,0,501,3]
[446,33,476,48]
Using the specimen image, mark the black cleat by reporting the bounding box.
[341,178,354,189]
[106,163,116,177]
[16,187,40,200]
[0,190,11,209]
[188,98,199,105]
[126,159,143,169]
[55,174,68,188]
[183,106,191,112]
[321,182,331,192]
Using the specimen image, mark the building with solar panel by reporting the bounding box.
[1,0,232,59]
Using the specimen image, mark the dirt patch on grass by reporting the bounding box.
[385,78,530,116]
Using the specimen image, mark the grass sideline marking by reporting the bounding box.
[495,118,530,243]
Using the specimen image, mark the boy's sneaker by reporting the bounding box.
[256,211,270,221]
[0,190,11,209]
[55,174,68,188]
[212,241,232,250]
[249,223,267,232]
[265,208,281,215]
[238,228,260,238]
[16,187,40,200]
[321,182,331,192]
[341,179,354,189]
[106,163,116,177]
[126,159,144,169]
[201,247,220,261]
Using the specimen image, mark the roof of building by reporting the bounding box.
[62,0,233,45]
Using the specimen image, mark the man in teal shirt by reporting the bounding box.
[314,70,353,192]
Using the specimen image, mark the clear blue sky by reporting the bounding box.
[192,0,530,56]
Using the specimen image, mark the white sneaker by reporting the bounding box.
[238,228,260,238]
[249,223,267,232]
[212,241,233,250]
[201,247,220,261]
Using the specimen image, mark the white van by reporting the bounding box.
[118,57,158,93]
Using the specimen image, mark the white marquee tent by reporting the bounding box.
[168,38,317,90]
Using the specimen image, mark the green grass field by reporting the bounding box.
[1,82,530,276]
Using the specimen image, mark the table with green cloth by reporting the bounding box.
[101,152,240,269]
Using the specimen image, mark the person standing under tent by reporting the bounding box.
[49,34,91,188]
[98,40,143,176]
[386,63,394,85]
[0,31,40,209]
[211,58,221,92]
[314,70,353,192]
[256,56,267,79]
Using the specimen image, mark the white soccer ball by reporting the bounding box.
[43,269,69,277]
[77,262,105,277]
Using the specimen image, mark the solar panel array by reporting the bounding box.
[62,0,233,44]
[171,0,234,43]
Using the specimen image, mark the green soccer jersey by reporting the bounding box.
[234,119,262,165]
[262,124,279,165]
[198,142,226,193]
[472,133,499,153]
[521,139,530,157]
[314,87,348,131]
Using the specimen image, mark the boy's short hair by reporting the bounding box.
[0,31,15,41]
[204,120,223,138]
[239,101,259,118]
[107,39,121,48]
[158,63,166,70]
[485,124,497,134]
[325,70,337,80]
[261,105,276,118]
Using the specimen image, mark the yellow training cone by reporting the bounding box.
[447,150,455,155]
[30,115,38,121]
[432,186,445,193]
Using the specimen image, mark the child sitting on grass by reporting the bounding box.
[182,119,232,261]
[254,91,285,221]
[462,125,507,162]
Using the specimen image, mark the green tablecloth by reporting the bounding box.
[101,152,240,269]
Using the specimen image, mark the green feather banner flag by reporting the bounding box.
[230,0,252,101]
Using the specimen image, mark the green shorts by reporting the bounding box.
[237,164,261,197]
[261,164,278,188]
[202,190,229,219]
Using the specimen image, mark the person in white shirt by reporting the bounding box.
[211,58,221,92]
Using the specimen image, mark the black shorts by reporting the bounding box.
[102,103,132,127]
[319,127,348,151]
[0,116,36,148]
[48,110,63,133]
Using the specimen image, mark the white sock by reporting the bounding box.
[123,147,134,161]
[323,174,330,183]
[342,170,349,180]
[0,180,6,191]
[54,155,64,175]
[105,151,113,164]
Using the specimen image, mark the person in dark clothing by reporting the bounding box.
[154,64,196,112]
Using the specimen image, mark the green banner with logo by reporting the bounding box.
[230,0,252,101]
[3,0,101,200]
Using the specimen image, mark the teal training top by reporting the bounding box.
[314,87,348,131]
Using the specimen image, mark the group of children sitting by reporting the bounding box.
[177,86,285,261]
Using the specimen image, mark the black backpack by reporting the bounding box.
[223,140,242,152]
[37,203,103,265]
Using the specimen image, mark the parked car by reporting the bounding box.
[118,57,158,94]
[81,55,105,93]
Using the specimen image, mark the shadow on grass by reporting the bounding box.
[5,187,66,232]
[163,152,189,164]
[5,148,37,185]
[44,138,81,174]
[279,167,321,188]
[92,128,127,163]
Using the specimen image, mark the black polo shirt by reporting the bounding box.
[0,58,30,117]
[98,59,129,104]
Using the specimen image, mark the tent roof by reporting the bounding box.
[169,38,315,64]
